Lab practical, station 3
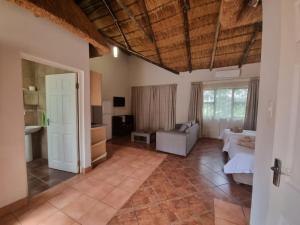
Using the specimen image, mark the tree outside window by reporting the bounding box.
[203,88,248,119]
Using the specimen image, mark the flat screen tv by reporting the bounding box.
[113,97,125,107]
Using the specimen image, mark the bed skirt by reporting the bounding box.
[232,173,253,186]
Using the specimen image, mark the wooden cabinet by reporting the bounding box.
[90,71,102,106]
[90,70,106,166]
[91,126,107,165]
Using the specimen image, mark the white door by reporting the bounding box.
[46,73,78,173]
[265,66,300,225]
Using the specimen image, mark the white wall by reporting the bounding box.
[128,56,260,123]
[90,52,131,115]
[0,1,91,207]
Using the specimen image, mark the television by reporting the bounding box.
[91,105,102,126]
[113,97,125,107]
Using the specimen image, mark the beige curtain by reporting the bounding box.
[131,84,177,131]
[188,82,203,128]
[244,78,260,130]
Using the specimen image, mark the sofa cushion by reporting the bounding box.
[179,124,188,132]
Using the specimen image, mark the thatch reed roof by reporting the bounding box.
[76,0,262,74]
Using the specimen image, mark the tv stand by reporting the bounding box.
[112,115,134,137]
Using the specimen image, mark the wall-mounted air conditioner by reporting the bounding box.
[214,69,241,79]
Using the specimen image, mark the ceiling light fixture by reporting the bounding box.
[113,46,119,58]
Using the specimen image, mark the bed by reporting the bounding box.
[221,129,256,185]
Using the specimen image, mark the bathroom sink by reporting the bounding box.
[25,125,42,135]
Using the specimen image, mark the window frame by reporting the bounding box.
[203,87,248,120]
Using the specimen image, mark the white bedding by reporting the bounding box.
[221,129,256,152]
[221,129,256,174]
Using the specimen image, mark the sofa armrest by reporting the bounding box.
[156,131,187,156]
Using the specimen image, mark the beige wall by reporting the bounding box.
[90,51,131,115]
[128,56,260,123]
[0,1,91,207]
[91,51,260,123]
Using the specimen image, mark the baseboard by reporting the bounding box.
[0,197,28,218]
[81,166,92,174]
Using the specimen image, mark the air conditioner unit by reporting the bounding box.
[215,69,241,79]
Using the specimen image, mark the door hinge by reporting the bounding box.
[76,82,79,89]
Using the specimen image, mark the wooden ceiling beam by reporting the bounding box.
[99,33,179,75]
[140,0,162,65]
[180,0,192,73]
[209,0,223,71]
[9,0,110,54]
[238,22,262,68]
[115,0,154,43]
[102,0,131,50]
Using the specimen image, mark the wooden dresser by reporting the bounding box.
[91,125,107,165]
[90,71,107,166]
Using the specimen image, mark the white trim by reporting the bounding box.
[20,52,87,173]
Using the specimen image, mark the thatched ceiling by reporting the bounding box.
[76,0,262,73]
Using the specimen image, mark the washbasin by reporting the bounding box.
[25,125,42,135]
[24,126,42,162]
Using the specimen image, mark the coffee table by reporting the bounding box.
[131,131,155,144]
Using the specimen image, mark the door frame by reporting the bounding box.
[21,53,86,175]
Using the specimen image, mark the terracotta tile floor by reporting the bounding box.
[1,144,166,225]
[1,138,252,225]
[214,199,250,225]
[108,138,252,225]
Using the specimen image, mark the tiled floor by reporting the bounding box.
[27,159,76,197]
[1,145,166,225]
[214,199,250,225]
[1,138,252,225]
[108,138,252,225]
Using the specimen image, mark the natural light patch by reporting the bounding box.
[203,88,248,120]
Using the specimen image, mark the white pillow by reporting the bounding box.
[185,121,192,127]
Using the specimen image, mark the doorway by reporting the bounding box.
[22,59,78,197]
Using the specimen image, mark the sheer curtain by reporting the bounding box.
[131,84,177,132]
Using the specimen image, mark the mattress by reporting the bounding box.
[222,130,255,174]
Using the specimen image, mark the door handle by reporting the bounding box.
[47,118,50,126]
[271,158,282,187]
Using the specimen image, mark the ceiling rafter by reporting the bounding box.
[115,0,153,43]
[239,22,262,68]
[100,32,179,74]
[209,0,223,71]
[101,0,131,50]
[140,0,162,65]
[180,0,192,73]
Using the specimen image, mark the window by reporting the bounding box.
[203,88,248,119]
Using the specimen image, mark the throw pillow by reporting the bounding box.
[179,124,188,132]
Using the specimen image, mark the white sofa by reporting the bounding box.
[156,123,199,156]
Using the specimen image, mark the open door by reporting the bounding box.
[265,66,300,225]
[46,73,78,173]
